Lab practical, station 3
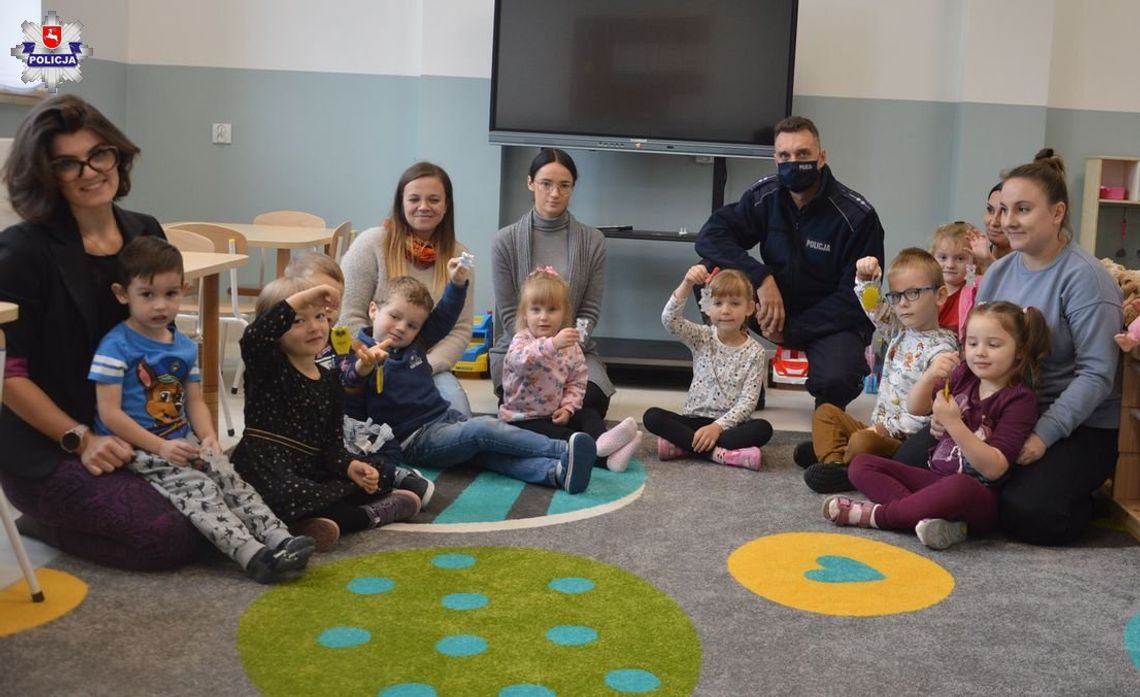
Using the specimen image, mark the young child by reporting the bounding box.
[823,301,1049,550]
[931,221,981,338]
[642,265,772,470]
[285,251,434,506]
[230,276,421,553]
[343,260,597,494]
[801,248,959,494]
[499,268,640,472]
[89,237,314,583]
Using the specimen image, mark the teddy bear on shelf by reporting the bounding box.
[1100,258,1140,350]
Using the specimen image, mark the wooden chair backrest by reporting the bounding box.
[163,226,215,253]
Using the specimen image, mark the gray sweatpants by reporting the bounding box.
[128,452,290,568]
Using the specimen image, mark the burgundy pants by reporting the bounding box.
[848,454,1000,533]
[1,457,201,571]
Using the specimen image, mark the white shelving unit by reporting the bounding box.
[1079,156,1140,259]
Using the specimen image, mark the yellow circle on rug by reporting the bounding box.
[0,568,87,637]
[727,532,954,617]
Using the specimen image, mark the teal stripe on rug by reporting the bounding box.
[547,458,646,514]
[431,470,527,523]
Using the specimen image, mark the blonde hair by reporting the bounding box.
[516,268,573,332]
[930,221,972,256]
[708,269,754,301]
[254,276,314,322]
[285,251,344,285]
[886,247,944,288]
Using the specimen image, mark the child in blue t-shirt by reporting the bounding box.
[89,237,313,583]
[342,258,596,494]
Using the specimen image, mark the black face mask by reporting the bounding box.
[777,160,820,193]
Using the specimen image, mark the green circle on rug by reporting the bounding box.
[238,547,701,695]
[396,460,647,530]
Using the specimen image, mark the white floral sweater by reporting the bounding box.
[662,296,765,429]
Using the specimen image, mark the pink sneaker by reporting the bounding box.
[656,437,690,461]
[712,446,762,471]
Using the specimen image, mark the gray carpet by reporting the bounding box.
[3,430,1139,696]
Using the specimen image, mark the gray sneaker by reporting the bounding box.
[365,489,421,527]
[915,518,968,550]
[394,466,435,508]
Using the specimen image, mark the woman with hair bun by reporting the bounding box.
[896,149,1123,545]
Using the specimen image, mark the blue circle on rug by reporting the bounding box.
[399,459,647,530]
[1125,613,1140,669]
[549,576,595,594]
[436,634,487,657]
[318,626,370,648]
[380,689,437,697]
[433,553,476,569]
[605,669,661,693]
[499,685,556,697]
[546,625,598,646]
[442,592,488,611]
[347,577,395,595]
[378,684,437,697]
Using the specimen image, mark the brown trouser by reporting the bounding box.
[811,403,902,465]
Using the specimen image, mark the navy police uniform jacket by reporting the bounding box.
[695,165,885,349]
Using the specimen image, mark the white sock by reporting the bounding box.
[605,430,642,472]
[596,417,638,457]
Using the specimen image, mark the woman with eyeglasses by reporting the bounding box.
[0,94,199,570]
[340,161,475,415]
[490,149,615,420]
[895,149,1123,546]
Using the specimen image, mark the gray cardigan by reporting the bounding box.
[490,210,614,396]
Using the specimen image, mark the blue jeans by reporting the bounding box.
[404,414,567,487]
[434,371,472,417]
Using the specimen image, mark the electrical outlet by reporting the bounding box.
[211,123,232,144]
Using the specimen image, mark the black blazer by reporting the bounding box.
[0,206,165,477]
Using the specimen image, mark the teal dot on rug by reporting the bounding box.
[436,634,487,657]
[605,669,661,693]
[545,625,598,646]
[548,576,594,594]
[499,685,556,697]
[432,553,476,569]
[1125,613,1140,668]
[317,627,370,649]
[347,577,395,595]
[377,684,437,697]
[441,592,488,611]
[803,555,886,584]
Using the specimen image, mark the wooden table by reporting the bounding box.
[215,223,334,278]
[183,251,248,428]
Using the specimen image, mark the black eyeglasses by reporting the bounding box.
[882,285,939,305]
[49,145,119,182]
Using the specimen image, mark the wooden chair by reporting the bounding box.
[326,220,353,262]
[244,210,328,296]
[164,224,242,435]
[166,223,254,404]
[0,326,45,603]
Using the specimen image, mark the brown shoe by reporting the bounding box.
[291,517,340,553]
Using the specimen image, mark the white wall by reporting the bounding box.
[123,0,494,78]
[1048,0,1140,113]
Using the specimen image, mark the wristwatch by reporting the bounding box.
[60,424,89,454]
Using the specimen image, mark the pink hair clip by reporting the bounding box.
[535,265,559,277]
